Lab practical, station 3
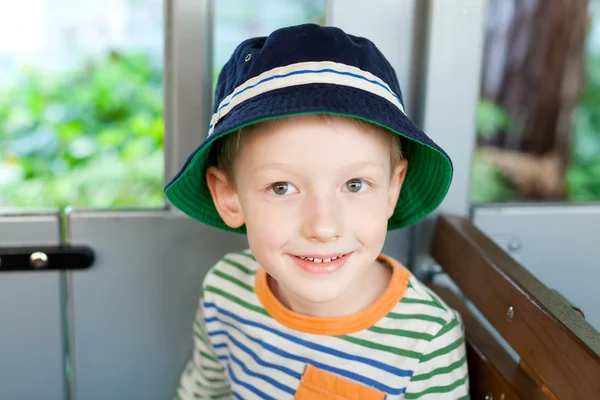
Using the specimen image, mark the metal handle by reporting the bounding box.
[0,246,94,272]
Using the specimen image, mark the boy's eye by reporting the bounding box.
[270,182,298,195]
[345,178,369,193]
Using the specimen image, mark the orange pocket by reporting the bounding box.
[294,364,386,400]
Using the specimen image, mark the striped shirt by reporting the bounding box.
[175,250,469,399]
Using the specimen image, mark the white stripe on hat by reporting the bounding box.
[207,61,405,137]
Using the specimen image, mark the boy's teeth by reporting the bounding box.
[299,255,341,263]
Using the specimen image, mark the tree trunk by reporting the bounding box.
[479,0,589,199]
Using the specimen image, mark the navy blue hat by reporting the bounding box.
[165,23,453,233]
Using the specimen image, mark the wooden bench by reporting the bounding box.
[428,215,600,399]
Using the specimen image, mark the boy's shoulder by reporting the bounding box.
[392,271,462,329]
[201,249,260,297]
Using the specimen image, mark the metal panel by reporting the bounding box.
[0,210,65,400]
[472,203,600,331]
[163,0,214,187]
[67,210,248,400]
[420,0,486,217]
[412,0,487,271]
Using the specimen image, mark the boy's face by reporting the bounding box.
[207,115,408,316]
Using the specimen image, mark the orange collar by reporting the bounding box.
[255,254,410,335]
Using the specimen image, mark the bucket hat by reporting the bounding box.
[165,23,453,233]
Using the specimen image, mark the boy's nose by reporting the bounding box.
[300,193,343,242]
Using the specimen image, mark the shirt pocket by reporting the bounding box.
[294,364,387,400]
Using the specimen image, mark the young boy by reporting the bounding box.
[165,24,468,399]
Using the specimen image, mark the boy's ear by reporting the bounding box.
[388,159,408,218]
[206,166,245,228]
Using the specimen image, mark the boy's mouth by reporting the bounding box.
[295,254,346,263]
[289,252,352,274]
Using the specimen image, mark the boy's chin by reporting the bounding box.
[289,284,358,312]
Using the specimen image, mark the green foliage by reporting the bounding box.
[0,51,165,208]
[472,98,516,203]
[470,151,517,204]
[476,99,510,140]
[566,51,600,201]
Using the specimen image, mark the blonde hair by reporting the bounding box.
[211,114,403,182]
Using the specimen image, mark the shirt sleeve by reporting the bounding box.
[175,291,233,400]
[404,311,470,399]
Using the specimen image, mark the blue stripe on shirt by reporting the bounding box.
[204,302,413,377]
[205,311,407,395]
[208,327,301,380]
[230,351,296,396]
[227,361,276,400]
[232,391,243,400]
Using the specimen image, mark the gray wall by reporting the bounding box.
[472,203,600,331]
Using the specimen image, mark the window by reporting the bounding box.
[214,0,326,78]
[0,0,164,209]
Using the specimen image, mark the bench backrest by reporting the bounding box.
[429,215,600,399]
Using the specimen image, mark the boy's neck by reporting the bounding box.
[268,259,393,318]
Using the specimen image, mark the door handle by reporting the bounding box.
[0,246,94,272]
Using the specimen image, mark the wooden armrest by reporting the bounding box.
[429,284,546,400]
[550,289,585,319]
[430,215,600,400]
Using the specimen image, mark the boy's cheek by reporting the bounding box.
[244,204,298,237]
[344,199,391,238]
[345,196,392,219]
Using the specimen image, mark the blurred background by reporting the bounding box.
[0,0,598,209]
[473,0,600,204]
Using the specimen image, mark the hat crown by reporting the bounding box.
[213,23,404,114]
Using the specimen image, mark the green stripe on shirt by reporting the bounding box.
[386,312,447,326]
[436,317,459,337]
[368,325,435,341]
[205,285,269,317]
[420,337,465,362]
[199,350,219,364]
[212,269,254,293]
[222,258,256,276]
[401,297,446,310]
[197,376,227,384]
[338,335,423,359]
[405,373,469,399]
[410,355,467,381]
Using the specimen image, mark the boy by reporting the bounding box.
[165,24,468,399]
